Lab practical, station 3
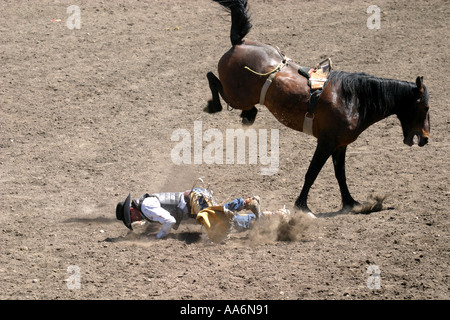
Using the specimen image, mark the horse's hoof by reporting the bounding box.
[204,100,222,114]
[241,117,255,126]
[294,203,317,218]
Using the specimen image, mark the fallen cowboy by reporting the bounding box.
[115,185,290,242]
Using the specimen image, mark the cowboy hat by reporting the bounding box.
[116,193,132,230]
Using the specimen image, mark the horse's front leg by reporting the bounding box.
[295,141,335,215]
[332,146,360,212]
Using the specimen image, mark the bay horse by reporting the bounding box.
[205,0,430,215]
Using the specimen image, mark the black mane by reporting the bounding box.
[330,71,422,124]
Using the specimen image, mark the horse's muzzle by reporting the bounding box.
[404,133,428,147]
[418,136,428,147]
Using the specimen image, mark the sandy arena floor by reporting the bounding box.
[0,0,448,301]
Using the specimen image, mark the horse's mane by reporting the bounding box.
[329,71,425,124]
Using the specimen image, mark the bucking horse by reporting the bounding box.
[205,0,430,216]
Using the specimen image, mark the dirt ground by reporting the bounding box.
[1,0,449,301]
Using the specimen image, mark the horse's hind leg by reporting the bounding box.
[205,72,224,113]
[240,106,258,126]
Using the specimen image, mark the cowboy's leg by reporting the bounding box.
[233,213,257,231]
[224,197,261,218]
[224,198,245,212]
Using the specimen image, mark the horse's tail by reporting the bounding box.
[212,0,252,45]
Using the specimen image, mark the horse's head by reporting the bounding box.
[400,76,430,147]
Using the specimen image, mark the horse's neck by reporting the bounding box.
[355,77,414,129]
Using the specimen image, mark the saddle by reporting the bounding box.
[298,58,332,136]
[298,58,332,91]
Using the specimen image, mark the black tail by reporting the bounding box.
[212,0,252,45]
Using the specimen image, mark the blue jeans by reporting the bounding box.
[232,213,257,231]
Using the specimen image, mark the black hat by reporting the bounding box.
[116,194,132,230]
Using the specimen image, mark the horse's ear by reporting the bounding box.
[415,76,424,99]
[416,76,424,90]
